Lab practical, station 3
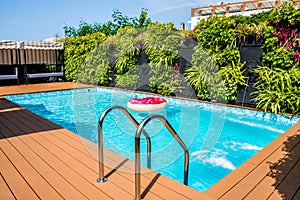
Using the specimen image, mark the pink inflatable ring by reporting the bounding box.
[127,97,167,112]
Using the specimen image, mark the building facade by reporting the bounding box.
[189,0,299,29]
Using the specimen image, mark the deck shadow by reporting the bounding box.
[141,173,161,199]
[0,108,62,139]
[267,132,300,199]
[104,158,129,179]
[0,98,20,110]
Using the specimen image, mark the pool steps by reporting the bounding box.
[97,105,190,200]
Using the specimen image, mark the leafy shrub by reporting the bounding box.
[267,1,300,63]
[113,27,141,88]
[253,1,300,115]
[190,15,247,101]
[219,61,247,101]
[215,48,240,69]
[149,63,181,96]
[115,70,140,89]
[254,65,300,115]
[234,23,263,42]
[248,10,273,24]
[76,43,111,85]
[263,46,294,69]
[60,32,107,81]
[229,15,251,25]
[64,9,151,37]
[262,25,278,52]
[115,54,138,75]
[185,46,221,100]
[115,54,139,88]
[269,0,300,25]
[144,23,183,95]
[194,16,236,53]
[186,46,246,101]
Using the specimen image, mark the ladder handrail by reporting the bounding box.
[97,105,152,183]
[134,114,189,200]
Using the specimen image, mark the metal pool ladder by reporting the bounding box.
[97,105,152,183]
[97,105,189,200]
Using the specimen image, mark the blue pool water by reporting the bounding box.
[4,88,299,192]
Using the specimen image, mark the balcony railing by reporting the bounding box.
[190,0,294,17]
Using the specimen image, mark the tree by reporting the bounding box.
[63,9,151,37]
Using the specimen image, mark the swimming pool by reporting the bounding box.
[4,87,299,192]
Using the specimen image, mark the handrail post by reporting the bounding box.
[135,114,189,200]
[135,136,142,200]
[97,105,151,183]
[97,110,108,183]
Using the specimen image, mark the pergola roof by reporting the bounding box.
[23,41,64,50]
[0,40,18,49]
[0,40,64,50]
[0,40,64,65]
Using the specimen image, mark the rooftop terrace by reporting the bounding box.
[0,82,299,199]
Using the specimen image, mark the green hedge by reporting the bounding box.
[60,32,107,82]
[60,2,300,115]
[253,1,300,115]
[188,15,246,101]
[188,1,300,115]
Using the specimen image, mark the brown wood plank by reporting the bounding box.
[0,98,20,110]
[0,110,44,137]
[22,134,116,200]
[48,128,209,199]
[22,108,62,129]
[291,187,300,200]
[7,109,51,133]
[0,82,90,96]
[0,147,39,200]
[30,132,135,200]
[267,190,286,200]
[0,139,63,199]
[267,160,300,200]
[1,138,86,199]
[244,135,300,200]
[0,173,16,200]
[22,109,208,199]
[218,140,297,199]
[9,108,162,199]
[15,110,141,199]
[36,129,182,200]
[1,111,114,199]
[0,113,90,199]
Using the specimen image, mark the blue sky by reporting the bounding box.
[1,0,240,41]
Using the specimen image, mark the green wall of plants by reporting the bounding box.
[61,1,300,115]
[253,1,300,115]
[60,32,107,81]
[187,1,300,115]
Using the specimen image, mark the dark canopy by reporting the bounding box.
[0,40,64,65]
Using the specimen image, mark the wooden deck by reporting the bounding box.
[0,82,299,200]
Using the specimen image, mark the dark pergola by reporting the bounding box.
[0,41,19,83]
[0,40,64,84]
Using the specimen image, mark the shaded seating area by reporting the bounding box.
[0,41,19,84]
[0,40,64,84]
